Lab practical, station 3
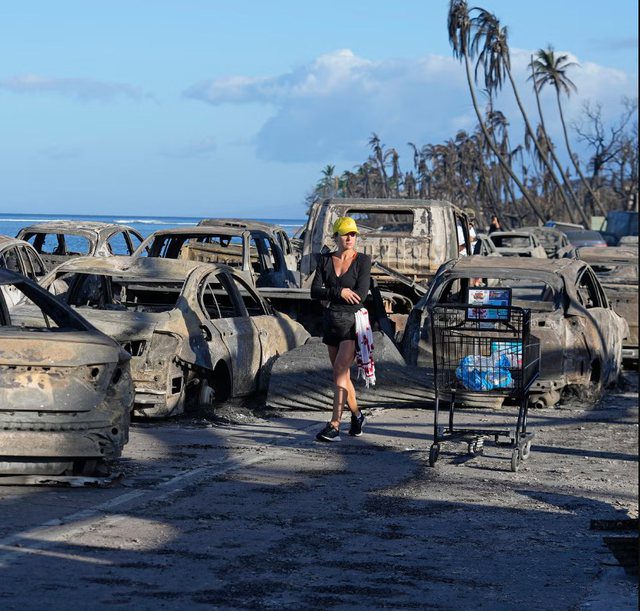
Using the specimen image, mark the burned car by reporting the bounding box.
[0,235,47,308]
[198,218,299,270]
[473,233,501,257]
[17,221,145,271]
[564,230,607,249]
[520,226,570,258]
[134,226,300,288]
[2,268,133,475]
[37,257,310,417]
[402,257,626,408]
[575,247,638,366]
[489,231,548,258]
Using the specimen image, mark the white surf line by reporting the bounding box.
[0,422,318,566]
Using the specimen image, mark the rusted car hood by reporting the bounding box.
[0,330,121,366]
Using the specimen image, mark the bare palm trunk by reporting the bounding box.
[462,53,545,221]
[556,90,607,217]
[529,57,582,223]
[505,65,588,225]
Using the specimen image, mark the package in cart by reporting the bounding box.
[455,354,513,391]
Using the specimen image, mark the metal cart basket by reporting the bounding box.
[428,303,540,472]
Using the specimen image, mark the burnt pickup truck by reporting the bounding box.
[298,198,471,339]
[300,198,471,297]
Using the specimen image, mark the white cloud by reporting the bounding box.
[184,48,637,164]
[0,74,149,102]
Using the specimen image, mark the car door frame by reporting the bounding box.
[572,266,622,383]
[197,270,263,396]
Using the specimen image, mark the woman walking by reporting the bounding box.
[311,217,371,442]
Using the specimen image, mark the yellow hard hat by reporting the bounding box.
[333,216,359,235]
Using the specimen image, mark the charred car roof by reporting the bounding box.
[0,235,36,249]
[438,256,585,286]
[320,197,466,210]
[17,221,137,237]
[144,226,252,237]
[197,218,284,232]
[490,231,536,239]
[44,255,235,282]
[521,226,566,237]
[576,247,637,265]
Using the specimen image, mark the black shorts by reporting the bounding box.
[322,309,356,346]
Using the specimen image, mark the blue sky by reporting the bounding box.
[0,1,637,218]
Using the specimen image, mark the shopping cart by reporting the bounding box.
[428,300,540,472]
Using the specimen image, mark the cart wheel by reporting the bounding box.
[429,444,440,467]
[521,440,532,460]
[467,439,484,456]
[510,448,521,472]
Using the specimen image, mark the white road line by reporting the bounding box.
[0,543,114,565]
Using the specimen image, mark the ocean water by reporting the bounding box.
[0,213,306,240]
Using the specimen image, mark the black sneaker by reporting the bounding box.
[316,423,341,442]
[349,411,366,437]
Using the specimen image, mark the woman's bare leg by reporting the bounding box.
[329,340,358,429]
[328,345,358,417]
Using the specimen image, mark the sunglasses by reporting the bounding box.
[341,231,357,237]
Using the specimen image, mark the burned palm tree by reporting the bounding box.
[528,53,584,220]
[530,46,606,217]
[368,133,390,197]
[448,0,544,221]
[386,147,402,197]
[470,9,585,224]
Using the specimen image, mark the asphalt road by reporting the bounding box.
[0,375,637,609]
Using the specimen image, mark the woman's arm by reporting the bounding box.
[352,255,372,304]
[310,255,341,301]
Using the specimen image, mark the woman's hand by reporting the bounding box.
[340,288,361,304]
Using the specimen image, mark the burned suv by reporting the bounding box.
[300,198,471,339]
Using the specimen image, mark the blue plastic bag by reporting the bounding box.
[455,354,513,391]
